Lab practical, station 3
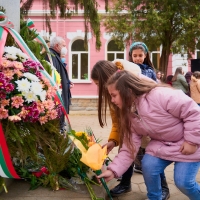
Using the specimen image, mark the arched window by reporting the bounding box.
[107,40,124,61]
[150,45,161,70]
[196,41,200,59]
[71,39,89,80]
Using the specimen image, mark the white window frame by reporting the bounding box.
[195,50,200,59]
[67,31,91,83]
[150,46,161,69]
[69,39,90,83]
[71,50,89,82]
[106,40,125,61]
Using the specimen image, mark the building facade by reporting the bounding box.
[27,0,200,110]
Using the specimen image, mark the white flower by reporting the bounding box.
[23,73,39,82]
[23,91,38,103]
[15,78,31,92]
[5,53,18,60]
[30,82,43,95]
[17,52,29,61]
[39,90,47,102]
[4,46,29,61]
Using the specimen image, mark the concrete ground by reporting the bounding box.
[0,111,200,200]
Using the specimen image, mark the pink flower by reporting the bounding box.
[18,107,29,119]
[1,58,11,68]
[37,101,45,113]
[2,68,15,79]
[11,96,24,108]
[0,99,10,107]
[47,87,57,98]
[43,100,55,110]
[14,69,23,78]
[0,107,8,119]
[39,115,48,124]
[42,76,51,87]
[47,110,57,120]
[13,61,24,70]
[8,115,21,122]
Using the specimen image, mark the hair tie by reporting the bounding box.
[115,61,124,70]
[129,42,148,54]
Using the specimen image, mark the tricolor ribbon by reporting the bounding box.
[26,18,57,84]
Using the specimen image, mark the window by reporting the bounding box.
[196,41,200,59]
[71,39,89,81]
[150,45,161,70]
[107,40,124,61]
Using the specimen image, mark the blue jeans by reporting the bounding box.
[142,154,200,200]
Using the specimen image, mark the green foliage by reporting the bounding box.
[105,0,200,74]
[0,6,6,15]
[20,19,53,76]
[20,20,45,61]
[2,118,74,191]
[20,0,106,50]
[64,147,89,178]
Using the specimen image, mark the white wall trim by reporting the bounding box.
[67,30,91,40]
[27,9,112,16]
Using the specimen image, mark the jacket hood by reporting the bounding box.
[191,75,198,82]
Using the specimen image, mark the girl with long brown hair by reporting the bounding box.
[98,70,200,200]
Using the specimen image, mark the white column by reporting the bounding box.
[0,0,20,32]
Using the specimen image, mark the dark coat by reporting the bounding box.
[46,48,71,114]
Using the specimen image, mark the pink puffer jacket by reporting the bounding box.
[108,87,200,178]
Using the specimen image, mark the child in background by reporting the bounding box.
[98,70,200,200]
[128,41,169,200]
[156,71,162,83]
[129,42,157,81]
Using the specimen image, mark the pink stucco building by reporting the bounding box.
[27,0,200,110]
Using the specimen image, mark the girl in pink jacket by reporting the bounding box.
[98,70,200,200]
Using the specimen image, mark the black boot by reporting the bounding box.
[110,183,131,197]
[161,178,170,200]
[110,165,132,197]
[134,147,145,174]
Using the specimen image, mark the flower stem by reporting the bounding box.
[95,170,113,200]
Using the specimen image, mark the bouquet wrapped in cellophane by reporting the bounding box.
[68,127,113,200]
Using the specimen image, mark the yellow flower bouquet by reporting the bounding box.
[68,127,113,200]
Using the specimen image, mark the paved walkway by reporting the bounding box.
[0,111,200,200]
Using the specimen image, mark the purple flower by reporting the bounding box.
[0,78,7,89]
[0,72,6,79]
[5,83,14,92]
[0,92,6,99]
[35,71,42,79]
[56,104,63,118]
[38,63,44,70]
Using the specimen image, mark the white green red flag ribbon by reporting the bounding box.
[26,18,58,93]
